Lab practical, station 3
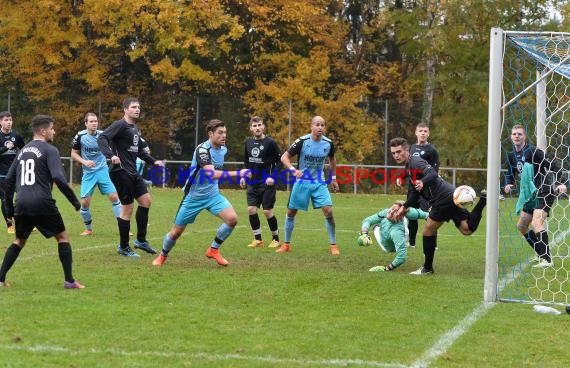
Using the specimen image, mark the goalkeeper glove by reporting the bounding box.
[357,232,372,246]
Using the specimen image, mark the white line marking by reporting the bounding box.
[0,344,407,367]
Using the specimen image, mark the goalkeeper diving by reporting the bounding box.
[358,200,428,272]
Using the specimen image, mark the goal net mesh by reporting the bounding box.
[499,32,570,305]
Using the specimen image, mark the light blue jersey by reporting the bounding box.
[182,140,227,199]
[288,134,334,183]
[71,129,107,173]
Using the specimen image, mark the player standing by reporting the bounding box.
[240,116,282,248]
[98,97,164,257]
[407,122,439,248]
[276,115,340,255]
[71,112,121,236]
[0,115,84,289]
[0,111,25,234]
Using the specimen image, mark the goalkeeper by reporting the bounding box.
[358,201,428,272]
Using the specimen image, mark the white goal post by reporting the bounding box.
[486,28,570,305]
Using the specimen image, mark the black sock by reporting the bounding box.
[0,243,22,282]
[536,231,551,262]
[267,216,279,241]
[117,218,130,248]
[58,242,74,283]
[423,235,437,271]
[524,231,538,250]
[249,214,261,241]
[408,219,418,246]
[136,206,150,242]
[467,199,486,232]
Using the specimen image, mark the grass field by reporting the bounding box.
[1,188,569,367]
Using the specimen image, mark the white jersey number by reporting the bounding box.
[19,159,36,186]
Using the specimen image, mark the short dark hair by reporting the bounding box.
[122,97,139,110]
[389,137,409,149]
[32,115,54,133]
[206,119,225,133]
[249,116,263,125]
[0,111,11,120]
[84,112,97,122]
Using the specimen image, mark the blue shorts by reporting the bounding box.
[287,183,332,211]
[174,192,232,225]
[81,169,117,198]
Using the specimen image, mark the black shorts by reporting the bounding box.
[246,184,277,210]
[521,190,557,216]
[15,212,65,239]
[428,201,469,228]
[110,170,148,205]
[0,177,7,199]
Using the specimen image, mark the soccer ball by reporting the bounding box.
[357,233,372,246]
[453,185,477,208]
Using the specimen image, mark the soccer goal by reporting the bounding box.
[486,28,570,305]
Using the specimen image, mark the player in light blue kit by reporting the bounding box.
[152,119,246,267]
[277,115,340,255]
[71,113,121,235]
[358,200,428,272]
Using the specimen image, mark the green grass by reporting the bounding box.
[0,189,568,367]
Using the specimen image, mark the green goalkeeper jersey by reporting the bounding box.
[361,208,429,268]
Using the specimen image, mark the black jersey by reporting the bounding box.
[505,143,566,194]
[0,130,25,176]
[410,142,439,172]
[404,156,454,209]
[98,119,157,176]
[243,136,281,182]
[5,140,80,216]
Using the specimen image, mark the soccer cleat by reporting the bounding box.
[0,281,11,287]
[268,239,280,248]
[275,243,291,253]
[64,281,85,289]
[80,229,93,236]
[117,245,140,257]
[205,247,229,266]
[410,266,434,275]
[408,243,416,249]
[330,245,340,255]
[532,259,553,268]
[369,265,388,272]
[134,239,157,254]
[247,239,264,248]
[152,254,168,266]
[7,225,15,234]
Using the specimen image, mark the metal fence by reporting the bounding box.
[62,158,489,194]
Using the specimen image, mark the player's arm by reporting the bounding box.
[328,141,338,191]
[281,150,302,178]
[432,146,440,172]
[97,121,122,161]
[405,208,429,221]
[503,152,518,193]
[361,210,388,233]
[16,134,25,149]
[48,149,81,210]
[3,159,18,217]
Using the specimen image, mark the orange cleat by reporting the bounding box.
[330,245,340,255]
[152,254,168,266]
[268,239,280,248]
[205,247,229,266]
[247,239,264,248]
[80,229,93,236]
[275,243,291,253]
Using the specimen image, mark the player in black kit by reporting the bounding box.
[504,124,567,268]
[98,97,164,257]
[407,122,440,248]
[240,116,282,248]
[0,111,25,234]
[0,115,84,289]
[390,137,486,275]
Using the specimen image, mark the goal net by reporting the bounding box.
[486,29,570,305]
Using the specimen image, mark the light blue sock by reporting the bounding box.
[284,215,295,243]
[80,207,92,230]
[111,200,121,218]
[325,216,336,244]
[162,233,176,255]
[211,223,234,249]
